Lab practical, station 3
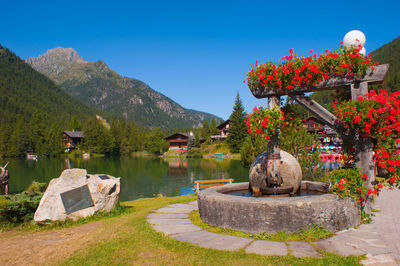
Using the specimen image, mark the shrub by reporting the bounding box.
[186,148,202,158]
[0,181,46,223]
[329,167,368,200]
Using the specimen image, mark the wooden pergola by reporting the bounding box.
[248,64,389,189]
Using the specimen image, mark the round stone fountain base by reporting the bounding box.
[197,181,361,233]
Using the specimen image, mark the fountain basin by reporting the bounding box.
[197,181,361,233]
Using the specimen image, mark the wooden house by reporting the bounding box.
[211,120,230,142]
[303,117,324,133]
[63,131,84,150]
[165,132,193,151]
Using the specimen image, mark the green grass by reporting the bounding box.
[190,210,334,242]
[0,204,132,232]
[59,195,360,265]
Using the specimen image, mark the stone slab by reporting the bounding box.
[155,207,195,214]
[288,241,321,258]
[146,218,192,225]
[361,253,398,265]
[197,235,253,251]
[245,240,288,256]
[330,234,390,255]
[187,201,198,207]
[170,230,220,244]
[151,224,202,235]
[147,213,189,219]
[168,203,198,210]
[315,238,365,256]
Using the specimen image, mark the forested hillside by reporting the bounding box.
[0,45,98,126]
[0,45,105,157]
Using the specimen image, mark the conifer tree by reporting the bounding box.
[226,93,247,153]
[209,118,219,136]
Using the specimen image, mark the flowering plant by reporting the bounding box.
[246,45,377,92]
[329,168,369,200]
[245,106,286,140]
[335,90,400,188]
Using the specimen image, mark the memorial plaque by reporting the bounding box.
[99,175,110,180]
[60,185,94,214]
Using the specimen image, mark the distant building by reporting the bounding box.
[303,117,324,133]
[211,120,230,142]
[303,117,341,146]
[165,132,194,151]
[63,131,84,151]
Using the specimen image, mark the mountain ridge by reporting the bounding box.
[26,48,222,129]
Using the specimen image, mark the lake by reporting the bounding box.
[2,156,250,201]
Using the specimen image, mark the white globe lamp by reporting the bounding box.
[343,30,366,48]
[360,47,366,56]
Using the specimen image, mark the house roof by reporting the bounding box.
[217,120,230,130]
[165,132,192,141]
[305,117,325,125]
[63,131,84,138]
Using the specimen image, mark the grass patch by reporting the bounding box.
[2,194,360,265]
[190,210,334,242]
[61,195,359,265]
[0,204,133,232]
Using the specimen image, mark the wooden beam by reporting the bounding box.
[292,95,355,144]
[249,64,389,98]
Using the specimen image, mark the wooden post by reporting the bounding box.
[266,96,282,187]
[350,82,375,188]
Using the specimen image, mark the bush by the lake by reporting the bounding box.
[0,181,46,223]
[186,148,202,158]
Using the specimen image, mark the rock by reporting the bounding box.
[34,169,120,224]
[249,150,302,194]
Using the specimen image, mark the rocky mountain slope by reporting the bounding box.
[27,48,221,128]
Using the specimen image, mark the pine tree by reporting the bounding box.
[29,110,46,155]
[209,118,219,136]
[8,119,30,157]
[201,120,210,139]
[68,115,82,131]
[226,93,247,153]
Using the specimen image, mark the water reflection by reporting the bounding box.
[1,157,249,201]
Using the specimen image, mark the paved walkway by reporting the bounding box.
[147,189,400,265]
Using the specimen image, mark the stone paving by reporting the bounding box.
[147,189,400,265]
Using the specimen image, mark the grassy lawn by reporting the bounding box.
[57,195,361,265]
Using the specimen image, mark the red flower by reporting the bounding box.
[354,116,361,124]
[357,96,364,101]
[389,177,396,183]
[367,188,373,195]
[289,48,293,54]
[339,185,345,190]
[377,183,383,189]
[362,173,368,180]
[265,135,270,140]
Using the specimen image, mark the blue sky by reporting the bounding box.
[1,0,399,120]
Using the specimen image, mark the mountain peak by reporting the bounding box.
[26,47,87,82]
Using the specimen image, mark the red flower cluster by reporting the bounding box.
[336,90,400,187]
[247,46,377,92]
[245,106,286,140]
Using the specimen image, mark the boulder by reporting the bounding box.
[34,168,120,224]
[249,150,302,194]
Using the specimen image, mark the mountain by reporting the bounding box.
[371,36,400,92]
[0,45,100,126]
[26,47,221,129]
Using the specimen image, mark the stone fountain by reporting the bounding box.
[197,48,389,233]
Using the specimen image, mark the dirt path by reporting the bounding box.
[0,221,103,265]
